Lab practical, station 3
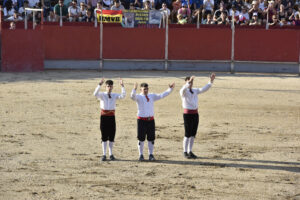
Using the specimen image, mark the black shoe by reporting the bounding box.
[101,155,106,161]
[188,152,197,159]
[149,154,156,161]
[183,152,189,158]
[139,155,144,161]
[110,155,115,161]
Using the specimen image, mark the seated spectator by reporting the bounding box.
[279,17,291,26]
[160,2,171,17]
[129,2,136,9]
[201,12,215,23]
[111,0,125,10]
[68,0,80,21]
[83,8,95,21]
[248,0,263,19]
[238,6,249,25]
[54,0,68,21]
[249,12,261,25]
[264,0,277,23]
[216,11,229,24]
[228,5,239,22]
[87,0,98,8]
[202,0,214,19]
[64,0,73,7]
[79,2,87,21]
[277,4,287,21]
[143,0,152,10]
[191,8,201,23]
[282,0,294,9]
[18,1,33,19]
[154,0,172,10]
[6,10,23,21]
[3,0,16,20]
[142,0,154,9]
[9,21,16,29]
[213,4,228,21]
[177,13,188,24]
[171,0,181,23]
[269,14,279,25]
[178,2,191,23]
[47,10,57,21]
[94,1,106,17]
[292,13,300,25]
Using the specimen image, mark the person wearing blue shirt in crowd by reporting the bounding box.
[190,0,203,10]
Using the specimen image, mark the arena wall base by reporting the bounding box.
[44,60,299,74]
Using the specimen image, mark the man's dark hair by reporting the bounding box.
[105,80,113,85]
[185,77,190,81]
[140,83,148,87]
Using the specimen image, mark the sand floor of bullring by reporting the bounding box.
[0,70,300,200]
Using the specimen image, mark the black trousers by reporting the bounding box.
[137,119,155,141]
[100,115,116,142]
[183,113,199,137]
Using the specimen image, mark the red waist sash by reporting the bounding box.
[183,109,198,114]
[138,116,154,121]
[101,110,115,116]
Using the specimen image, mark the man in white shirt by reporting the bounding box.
[94,79,126,161]
[131,82,175,161]
[180,73,215,159]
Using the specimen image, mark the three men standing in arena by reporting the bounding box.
[94,73,215,161]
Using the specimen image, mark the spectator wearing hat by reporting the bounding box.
[249,12,261,25]
[178,2,192,23]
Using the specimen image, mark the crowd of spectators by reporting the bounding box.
[1,0,300,26]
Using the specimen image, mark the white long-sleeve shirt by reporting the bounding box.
[94,85,126,110]
[179,82,212,110]
[131,88,173,117]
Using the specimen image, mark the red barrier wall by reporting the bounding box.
[1,29,44,72]
[43,26,100,60]
[235,29,299,62]
[168,27,232,60]
[103,27,165,59]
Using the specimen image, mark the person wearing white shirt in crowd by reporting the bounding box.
[94,1,106,17]
[202,0,214,18]
[131,82,175,161]
[238,6,249,25]
[160,3,171,17]
[78,2,87,21]
[7,10,23,21]
[103,0,113,8]
[28,0,39,7]
[180,73,215,159]
[68,0,81,21]
[94,79,126,161]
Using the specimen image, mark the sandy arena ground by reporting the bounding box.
[0,70,300,200]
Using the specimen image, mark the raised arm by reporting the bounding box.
[93,78,105,99]
[196,73,215,94]
[153,83,175,101]
[116,78,126,99]
[130,82,138,101]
